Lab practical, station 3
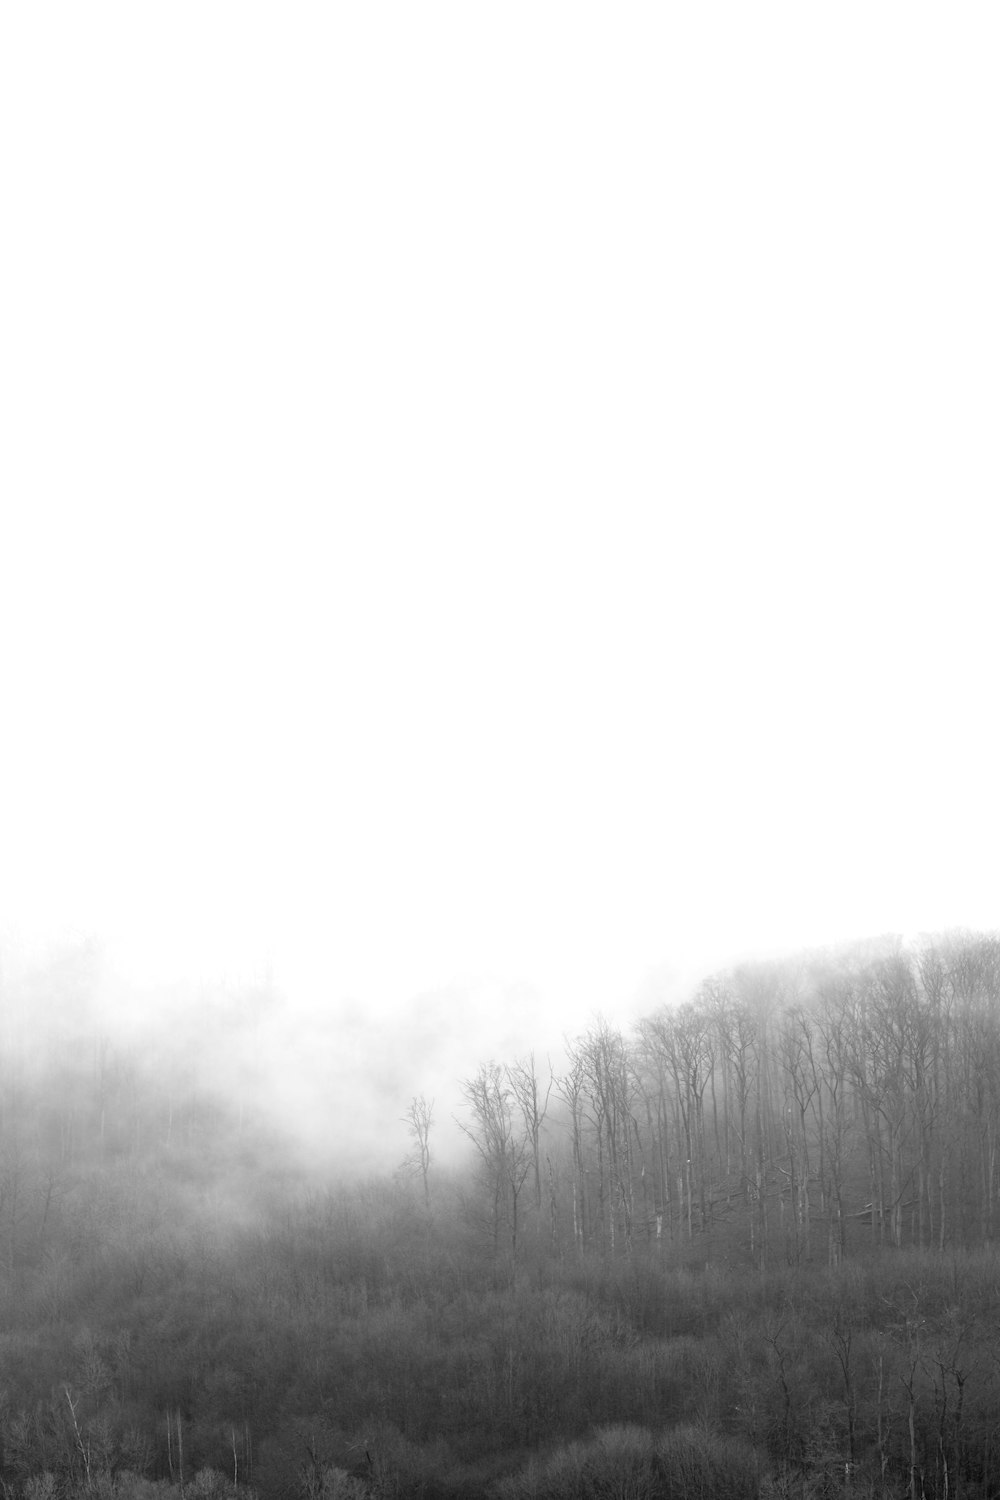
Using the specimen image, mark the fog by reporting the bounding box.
[3,6,997,1179]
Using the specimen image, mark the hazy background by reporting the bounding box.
[2,5,997,1161]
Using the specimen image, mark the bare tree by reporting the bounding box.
[458,1064,532,1263]
[814,974,855,1265]
[554,1052,590,1257]
[401,1095,434,1207]
[712,990,757,1208]
[507,1054,552,1217]
[778,1007,820,1262]
[570,1022,641,1254]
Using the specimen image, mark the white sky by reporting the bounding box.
[2,5,998,1042]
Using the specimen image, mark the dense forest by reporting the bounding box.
[2,931,1000,1498]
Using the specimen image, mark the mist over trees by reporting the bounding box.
[2,930,1000,1498]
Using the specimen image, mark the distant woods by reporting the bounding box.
[457,931,1000,1270]
[13,930,1000,1275]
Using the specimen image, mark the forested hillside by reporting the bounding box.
[2,931,1000,1498]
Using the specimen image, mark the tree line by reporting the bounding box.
[455,931,1000,1270]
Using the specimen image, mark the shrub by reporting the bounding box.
[24,1476,59,1500]
[655,1424,760,1499]
[491,1421,761,1500]
[316,1469,370,1500]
